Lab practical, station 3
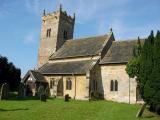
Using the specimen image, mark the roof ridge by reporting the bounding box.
[66,34,108,42]
[115,38,146,42]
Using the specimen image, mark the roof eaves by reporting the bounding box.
[49,54,99,60]
[99,61,128,65]
[41,73,86,75]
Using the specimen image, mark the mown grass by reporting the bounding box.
[0,98,159,120]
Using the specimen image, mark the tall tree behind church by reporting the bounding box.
[0,55,21,91]
[126,30,160,114]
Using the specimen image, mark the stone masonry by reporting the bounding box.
[38,6,75,68]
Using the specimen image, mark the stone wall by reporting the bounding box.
[38,10,75,68]
[38,12,60,68]
[100,64,137,103]
[44,75,89,100]
[90,63,104,98]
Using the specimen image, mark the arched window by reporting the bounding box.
[69,80,72,90]
[115,80,118,91]
[64,30,68,40]
[66,78,72,90]
[110,80,114,91]
[50,80,53,88]
[50,78,55,89]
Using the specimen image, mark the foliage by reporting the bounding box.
[0,55,21,91]
[126,30,160,114]
[126,57,140,78]
[126,37,142,79]
[0,99,159,120]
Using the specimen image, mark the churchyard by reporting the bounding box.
[0,97,159,120]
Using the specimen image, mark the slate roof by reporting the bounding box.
[38,60,95,75]
[100,40,138,64]
[49,35,109,60]
[22,70,47,83]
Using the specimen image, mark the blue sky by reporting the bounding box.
[0,0,160,77]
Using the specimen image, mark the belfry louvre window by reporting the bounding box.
[64,31,68,40]
[110,80,118,91]
[66,78,72,90]
[46,28,51,37]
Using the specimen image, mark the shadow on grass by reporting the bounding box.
[7,96,54,101]
[8,96,39,101]
[0,108,29,112]
[142,108,160,119]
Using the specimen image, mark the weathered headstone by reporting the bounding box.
[18,83,25,97]
[38,86,46,102]
[45,86,50,98]
[65,94,70,102]
[0,83,9,100]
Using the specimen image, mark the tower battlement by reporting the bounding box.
[42,5,75,24]
[38,5,75,68]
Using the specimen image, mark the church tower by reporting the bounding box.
[38,5,75,68]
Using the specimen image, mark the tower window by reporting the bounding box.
[64,31,68,40]
[46,28,51,37]
[66,78,72,90]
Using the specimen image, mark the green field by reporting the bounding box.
[0,98,159,120]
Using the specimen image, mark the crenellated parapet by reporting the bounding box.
[42,4,75,24]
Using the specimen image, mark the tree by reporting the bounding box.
[0,55,21,91]
[126,30,160,115]
[144,31,160,113]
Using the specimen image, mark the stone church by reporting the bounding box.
[22,6,142,104]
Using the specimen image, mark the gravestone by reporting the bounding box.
[65,94,70,102]
[0,83,9,100]
[18,83,25,97]
[45,86,50,98]
[38,86,46,102]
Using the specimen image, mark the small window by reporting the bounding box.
[110,80,114,91]
[50,78,55,89]
[115,80,118,91]
[63,31,68,40]
[66,78,72,90]
[46,28,51,37]
[110,80,118,91]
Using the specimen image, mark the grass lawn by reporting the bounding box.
[0,98,159,120]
